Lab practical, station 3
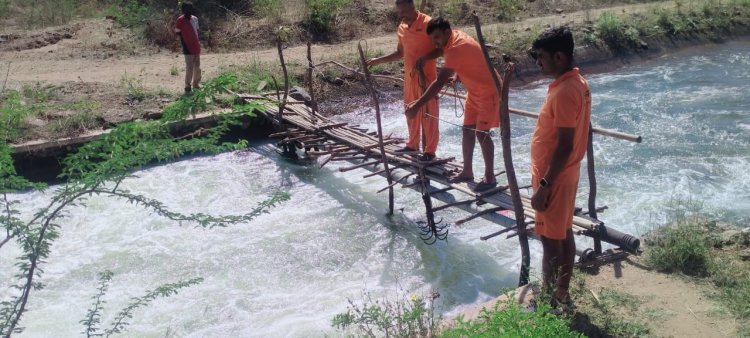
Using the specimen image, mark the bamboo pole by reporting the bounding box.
[586,124,603,254]
[276,39,290,124]
[306,41,319,124]
[315,60,642,143]
[473,12,531,287]
[358,42,395,215]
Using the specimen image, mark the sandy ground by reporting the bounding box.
[0,2,674,91]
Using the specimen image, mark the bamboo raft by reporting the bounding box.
[240,14,642,286]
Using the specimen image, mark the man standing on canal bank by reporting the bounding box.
[366,0,440,162]
[529,26,592,307]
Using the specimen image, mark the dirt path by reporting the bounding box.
[585,259,737,338]
[0,1,673,90]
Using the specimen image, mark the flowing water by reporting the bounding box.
[2,41,749,337]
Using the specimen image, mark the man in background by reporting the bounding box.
[367,0,440,162]
[175,1,201,95]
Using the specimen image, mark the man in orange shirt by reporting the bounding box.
[367,0,439,162]
[406,17,501,192]
[528,27,592,306]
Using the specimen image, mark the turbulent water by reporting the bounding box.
[2,41,749,337]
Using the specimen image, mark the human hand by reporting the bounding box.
[415,57,425,71]
[531,186,551,212]
[366,58,379,68]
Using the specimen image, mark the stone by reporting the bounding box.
[639,41,649,50]
[720,229,741,246]
[740,249,750,261]
[102,109,134,127]
[555,8,564,14]
[289,86,312,104]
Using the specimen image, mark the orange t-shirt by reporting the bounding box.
[398,12,437,88]
[441,30,496,97]
[530,68,592,184]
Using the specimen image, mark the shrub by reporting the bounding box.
[496,0,520,21]
[332,290,440,337]
[305,0,352,37]
[596,12,639,51]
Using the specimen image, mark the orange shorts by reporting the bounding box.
[464,91,500,131]
[532,178,579,240]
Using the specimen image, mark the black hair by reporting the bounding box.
[395,0,414,4]
[181,1,196,17]
[426,17,451,35]
[531,26,574,60]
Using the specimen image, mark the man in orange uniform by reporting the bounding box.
[529,27,592,307]
[367,0,439,162]
[406,17,501,191]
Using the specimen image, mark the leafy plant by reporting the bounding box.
[120,75,147,102]
[441,296,583,338]
[78,271,202,338]
[332,290,440,337]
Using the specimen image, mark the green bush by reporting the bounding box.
[496,0,520,21]
[441,298,583,338]
[305,0,352,36]
[645,222,711,276]
[596,12,639,51]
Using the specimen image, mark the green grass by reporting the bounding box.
[0,90,32,142]
[45,111,102,137]
[645,221,711,276]
[2,0,99,28]
[216,61,301,94]
[21,82,60,103]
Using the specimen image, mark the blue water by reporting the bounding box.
[2,41,748,337]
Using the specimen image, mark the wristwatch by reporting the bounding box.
[539,178,550,188]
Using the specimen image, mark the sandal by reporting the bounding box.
[448,175,474,183]
[473,180,497,192]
